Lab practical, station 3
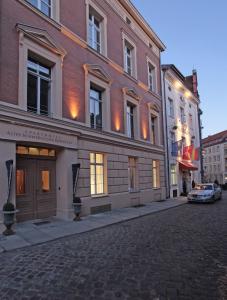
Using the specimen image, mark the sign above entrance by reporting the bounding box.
[0,122,77,149]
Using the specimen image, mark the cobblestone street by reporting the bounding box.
[1,193,227,300]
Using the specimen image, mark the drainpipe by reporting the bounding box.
[161,67,170,198]
[198,107,204,182]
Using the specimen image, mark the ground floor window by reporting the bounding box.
[170,164,177,185]
[90,153,105,195]
[152,160,160,188]
[128,157,137,191]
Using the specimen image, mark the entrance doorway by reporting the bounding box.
[16,155,56,222]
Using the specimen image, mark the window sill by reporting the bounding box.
[128,189,140,194]
[147,89,161,100]
[153,187,161,190]
[91,193,109,199]
[87,46,109,63]
[123,71,138,84]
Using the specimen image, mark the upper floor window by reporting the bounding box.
[126,103,135,139]
[170,131,175,145]
[90,85,103,130]
[168,98,174,118]
[180,107,185,123]
[27,58,51,116]
[151,115,157,145]
[189,113,193,128]
[124,41,133,76]
[89,9,101,53]
[26,0,51,17]
[148,62,156,92]
[123,35,137,78]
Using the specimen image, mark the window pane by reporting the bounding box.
[40,79,50,115]
[29,147,39,155]
[41,2,50,16]
[16,146,29,155]
[40,148,49,156]
[27,73,38,113]
[96,154,103,164]
[42,171,50,192]
[16,170,25,195]
[26,0,38,8]
[90,153,95,164]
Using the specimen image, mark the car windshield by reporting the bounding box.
[194,185,213,190]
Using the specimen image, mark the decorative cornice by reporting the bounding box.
[83,64,112,84]
[16,23,67,57]
[122,87,141,101]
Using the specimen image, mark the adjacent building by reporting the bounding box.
[202,131,227,185]
[162,65,202,197]
[0,0,167,222]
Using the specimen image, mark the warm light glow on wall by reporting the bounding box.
[69,100,79,119]
[142,123,148,140]
[66,89,80,120]
[184,91,191,98]
[115,115,121,132]
[175,81,182,89]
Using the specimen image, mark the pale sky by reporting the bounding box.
[132,0,227,138]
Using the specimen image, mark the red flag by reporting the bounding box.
[182,145,193,160]
[192,147,199,161]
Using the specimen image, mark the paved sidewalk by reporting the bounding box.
[0,197,187,252]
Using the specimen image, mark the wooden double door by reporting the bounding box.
[16,157,56,222]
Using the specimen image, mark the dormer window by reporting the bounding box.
[26,0,51,17]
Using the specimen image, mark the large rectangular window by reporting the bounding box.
[168,98,174,118]
[27,58,51,116]
[152,160,160,188]
[170,164,177,185]
[128,157,137,191]
[90,85,102,130]
[26,0,51,17]
[126,103,134,138]
[151,115,157,144]
[90,153,105,195]
[148,62,156,92]
[180,107,185,123]
[88,8,102,53]
[124,40,133,76]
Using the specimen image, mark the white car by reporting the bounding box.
[188,183,222,203]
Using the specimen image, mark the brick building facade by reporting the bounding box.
[0,0,166,222]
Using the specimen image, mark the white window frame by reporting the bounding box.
[170,164,177,185]
[18,34,63,119]
[148,107,160,145]
[147,57,157,93]
[27,58,51,115]
[90,153,107,196]
[122,33,137,79]
[84,71,111,132]
[86,0,107,56]
[152,160,160,189]
[23,0,60,21]
[123,95,140,140]
[168,97,174,118]
[180,107,185,123]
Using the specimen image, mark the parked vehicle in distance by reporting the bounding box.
[188,183,222,203]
